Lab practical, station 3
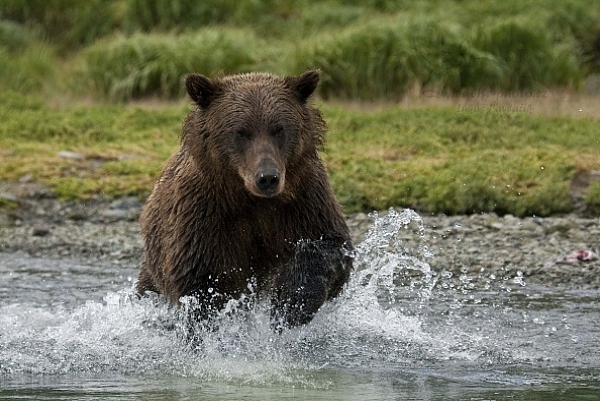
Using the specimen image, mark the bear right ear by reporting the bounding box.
[185,74,221,108]
[284,69,321,103]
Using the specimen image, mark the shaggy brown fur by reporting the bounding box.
[136,70,353,329]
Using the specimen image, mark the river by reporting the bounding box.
[1,210,598,400]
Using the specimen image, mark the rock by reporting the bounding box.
[57,150,84,160]
[545,220,577,235]
[0,182,53,200]
[0,192,19,203]
[101,209,131,220]
[18,174,34,183]
[490,222,504,230]
[31,227,50,237]
[0,212,16,227]
[109,196,142,210]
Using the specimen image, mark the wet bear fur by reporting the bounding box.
[136,70,353,329]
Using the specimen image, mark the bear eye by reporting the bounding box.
[271,127,286,150]
[272,127,285,138]
[235,130,252,140]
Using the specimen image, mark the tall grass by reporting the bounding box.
[1,0,118,51]
[2,0,598,98]
[0,19,38,51]
[294,15,582,100]
[294,17,502,99]
[472,19,582,91]
[121,0,301,34]
[74,29,260,101]
[294,19,412,100]
[0,46,56,93]
[0,18,57,93]
[122,0,234,31]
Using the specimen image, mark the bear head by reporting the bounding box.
[182,70,325,199]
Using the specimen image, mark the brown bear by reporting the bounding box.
[136,70,353,330]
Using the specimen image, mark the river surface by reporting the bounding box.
[1,210,599,400]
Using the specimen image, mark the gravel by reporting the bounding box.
[1,190,599,289]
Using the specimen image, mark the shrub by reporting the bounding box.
[1,0,118,51]
[294,19,415,100]
[0,19,37,52]
[472,18,582,90]
[294,17,506,99]
[122,0,305,38]
[0,45,56,93]
[122,0,235,31]
[74,29,259,101]
[294,14,584,99]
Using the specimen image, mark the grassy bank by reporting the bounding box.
[1,1,600,216]
[1,91,599,216]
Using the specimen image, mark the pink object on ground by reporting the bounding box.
[554,249,599,265]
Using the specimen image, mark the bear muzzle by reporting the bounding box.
[243,165,286,198]
[255,168,281,195]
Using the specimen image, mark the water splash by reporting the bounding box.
[1,209,599,389]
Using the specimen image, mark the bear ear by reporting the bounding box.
[285,69,321,103]
[185,73,221,108]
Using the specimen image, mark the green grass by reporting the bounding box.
[1,92,599,216]
[322,105,599,215]
[584,182,600,215]
[0,92,183,199]
[1,0,600,215]
[73,29,260,100]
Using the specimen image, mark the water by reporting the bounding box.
[1,209,599,400]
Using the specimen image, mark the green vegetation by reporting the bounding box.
[1,92,599,216]
[322,105,599,216]
[74,30,259,100]
[0,92,182,199]
[1,0,600,216]
[1,0,599,99]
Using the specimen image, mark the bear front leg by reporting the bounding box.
[271,238,352,330]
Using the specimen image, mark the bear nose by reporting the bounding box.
[255,169,280,194]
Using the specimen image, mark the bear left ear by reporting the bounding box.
[185,73,221,108]
[285,70,321,103]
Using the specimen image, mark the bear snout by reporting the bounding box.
[255,168,281,195]
[241,161,286,198]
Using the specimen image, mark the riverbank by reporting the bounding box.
[1,187,598,289]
